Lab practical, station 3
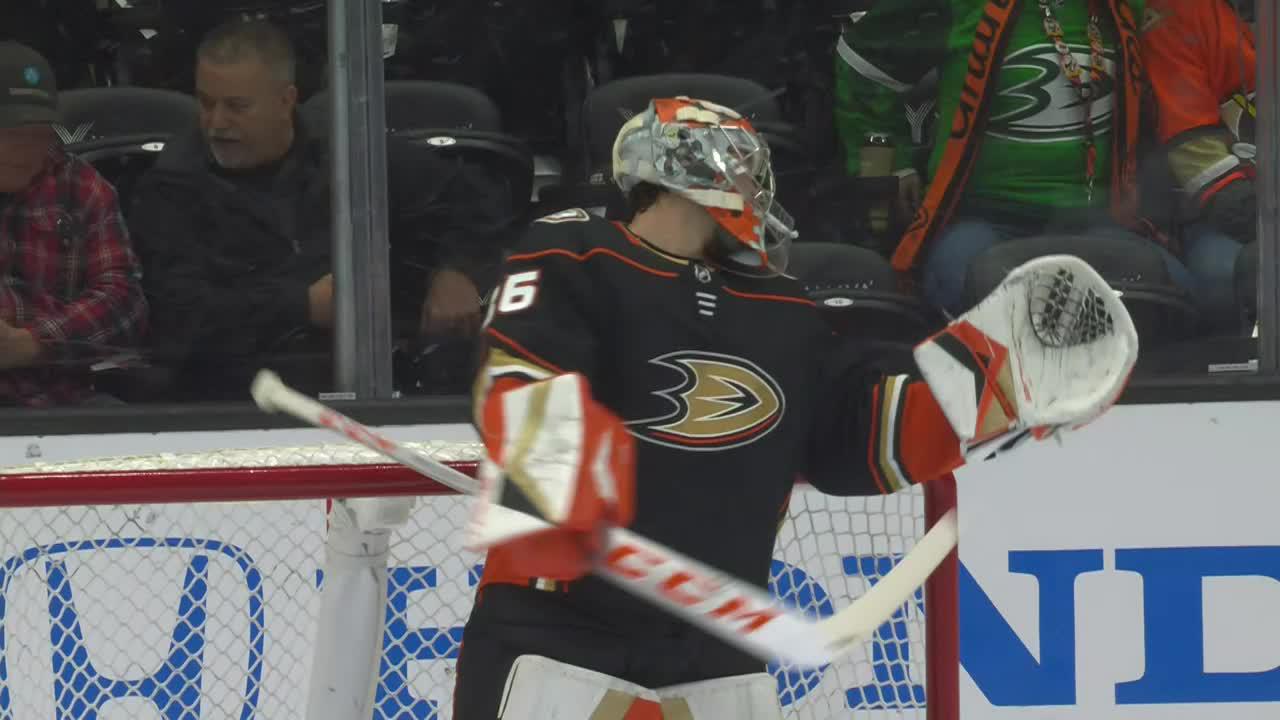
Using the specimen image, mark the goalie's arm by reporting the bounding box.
[804,338,964,496]
[807,255,1139,495]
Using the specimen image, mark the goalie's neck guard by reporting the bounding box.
[612,96,797,276]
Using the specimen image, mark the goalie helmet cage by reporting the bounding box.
[0,440,958,720]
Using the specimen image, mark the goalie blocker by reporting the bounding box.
[460,97,1137,718]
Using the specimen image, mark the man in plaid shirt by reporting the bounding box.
[0,42,147,407]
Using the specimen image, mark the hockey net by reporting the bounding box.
[0,439,957,720]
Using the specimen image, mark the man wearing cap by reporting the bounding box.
[0,41,148,407]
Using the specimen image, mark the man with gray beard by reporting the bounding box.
[130,19,504,400]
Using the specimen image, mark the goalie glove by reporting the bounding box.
[913,255,1138,462]
[469,372,637,581]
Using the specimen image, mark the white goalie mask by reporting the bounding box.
[612,96,797,275]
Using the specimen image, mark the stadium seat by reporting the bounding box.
[578,0,859,166]
[1131,239,1256,373]
[301,80,502,135]
[787,241,938,345]
[381,0,582,152]
[60,133,184,402]
[67,134,171,220]
[393,127,532,222]
[304,80,533,221]
[540,73,808,220]
[308,83,532,396]
[583,1,806,118]
[380,80,500,134]
[54,87,198,144]
[961,234,1201,349]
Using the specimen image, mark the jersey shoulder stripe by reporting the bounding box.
[723,285,816,307]
[511,209,682,278]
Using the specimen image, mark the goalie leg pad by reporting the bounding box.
[496,655,662,720]
[495,657,780,719]
[655,672,784,720]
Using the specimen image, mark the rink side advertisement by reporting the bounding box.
[956,401,1280,719]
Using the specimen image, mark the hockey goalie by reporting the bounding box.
[457,97,1138,718]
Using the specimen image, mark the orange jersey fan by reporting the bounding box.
[1143,0,1256,210]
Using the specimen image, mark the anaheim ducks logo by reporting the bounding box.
[989,43,1117,143]
[630,351,785,451]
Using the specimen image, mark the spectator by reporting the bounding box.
[834,0,1196,316]
[129,20,503,400]
[0,41,148,407]
[1143,0,1256,332]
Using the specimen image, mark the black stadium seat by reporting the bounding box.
[305,81,534,396]
[66,134,171,211]
[381,0,582,152]
[962,234,1201,349]
[787,241,938,345]
[54,87,198,144]
[302,80,532,221]
[382,81,501,134]
[1129,239,1257,376]
[301,80,502,135]
[54,88,198,240]
[63,133,188,402]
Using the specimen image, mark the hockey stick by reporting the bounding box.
[251,369,958,667]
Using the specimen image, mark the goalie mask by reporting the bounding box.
[612,97,797,274]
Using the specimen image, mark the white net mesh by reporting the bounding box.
[0,441,932,719]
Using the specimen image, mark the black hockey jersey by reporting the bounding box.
[473,209,961,624]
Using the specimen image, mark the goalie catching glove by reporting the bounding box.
[468,372,637,581]
[913,255,1139,462]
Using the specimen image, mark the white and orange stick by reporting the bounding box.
[251,369,957,667]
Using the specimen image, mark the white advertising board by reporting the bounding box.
[957,401,1280,718]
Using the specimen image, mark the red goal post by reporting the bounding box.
[0,439,957,720]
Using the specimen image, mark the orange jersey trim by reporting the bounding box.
[866,377,963,493]
[895,381,965,483]
[723,286,817,307]
[612,222,694,266]
[477,544,573,592]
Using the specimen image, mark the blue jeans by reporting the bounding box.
[921,217,1200,318]
[1180,223,1247,332]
